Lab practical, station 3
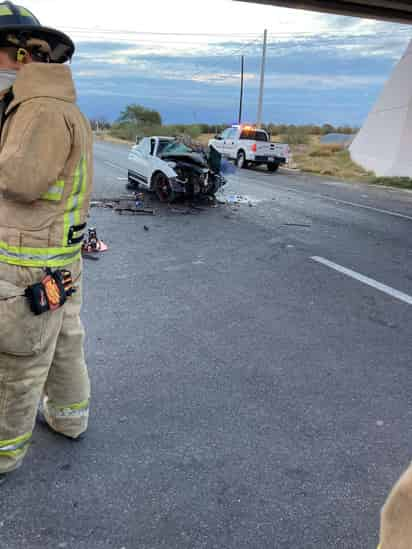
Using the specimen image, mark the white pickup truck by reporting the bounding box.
[208,125,289,172]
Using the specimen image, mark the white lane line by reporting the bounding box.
[104,160,124,171]
[311,256,412,306]
[318,196,412,221]
[281,187,412,222]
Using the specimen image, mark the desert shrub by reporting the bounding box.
[281,130,310,145]
[372,177,412,189]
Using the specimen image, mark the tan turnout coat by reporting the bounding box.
[0,63,93,267]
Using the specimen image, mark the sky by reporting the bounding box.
[23,0,412,126]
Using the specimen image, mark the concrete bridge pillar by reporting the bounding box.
[350,40,412,177]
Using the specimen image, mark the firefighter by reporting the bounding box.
[0,2,93,481]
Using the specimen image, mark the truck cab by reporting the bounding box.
[209,125,289,172]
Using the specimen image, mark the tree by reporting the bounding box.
[117,104,162,127]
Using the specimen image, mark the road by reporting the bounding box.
[2,139,412,549]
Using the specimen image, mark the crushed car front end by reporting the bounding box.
[160,142,226,199]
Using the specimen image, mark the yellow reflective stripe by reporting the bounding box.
[0,432,31,453]
[49,399,89,411]
[63,163,79,244]
[41,180,64,202]
[0,253,81,268]
[47,399,89,419]
[19,7,32,16]
[0,240,81,268]
[78,158,87,218]
[42,193,61,202]
[0,240,82,257]
[0,6,13,15]
[0,448,28,458]
[63,159,86,246]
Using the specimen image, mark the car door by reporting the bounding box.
[220,128,232,156]
[211,130,227,154]
[128,138,151,186]
[224,128,239,159]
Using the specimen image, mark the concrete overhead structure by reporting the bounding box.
[235,1,412,24]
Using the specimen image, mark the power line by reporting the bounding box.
[62,24,412,39]
[62,26,262,38]
[188,36,263,80]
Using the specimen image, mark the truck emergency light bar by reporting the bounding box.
[234,0,412,25]
[232,124,256,130]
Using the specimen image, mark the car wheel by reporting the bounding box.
[267,162,280,173]
[127,170,139,190]
[152,172,176,203]
[237,150,248,169]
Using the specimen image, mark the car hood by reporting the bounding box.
[161,152,208,168]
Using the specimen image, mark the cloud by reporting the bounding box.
[72,28,410,125]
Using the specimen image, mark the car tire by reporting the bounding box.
[237,150,248,169]
[127,170,139,190]
[152,172,176,203]
[267,162,280,173]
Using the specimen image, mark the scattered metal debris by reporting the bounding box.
[218,192,260,207]
[115,206,154,215]
[90,196,155,215]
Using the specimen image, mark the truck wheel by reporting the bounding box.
[267,162,280,173]
[152,172,175,203]
[237,150,248,169]
[127,170,139,190]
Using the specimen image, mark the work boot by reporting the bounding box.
[36,408,85,441]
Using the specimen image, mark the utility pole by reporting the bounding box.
[238,55,244,125]
[256,29,267,128]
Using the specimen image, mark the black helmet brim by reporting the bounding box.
[0,24,74,63]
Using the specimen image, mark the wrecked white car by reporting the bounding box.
[127,136,226,202]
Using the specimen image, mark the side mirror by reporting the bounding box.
[214,134,222,140]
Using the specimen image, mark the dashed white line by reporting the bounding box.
[316,196,412,221]
[311,256,412,306]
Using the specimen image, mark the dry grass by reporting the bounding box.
[291,141,412,189]
[291,142,373,180]
[197,133,215,146]
[95,132,134,145]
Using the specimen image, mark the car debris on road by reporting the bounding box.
[90,196,155,215]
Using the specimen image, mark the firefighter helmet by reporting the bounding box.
[0,1,74,63]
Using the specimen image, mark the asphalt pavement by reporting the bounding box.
[2,139,412,549]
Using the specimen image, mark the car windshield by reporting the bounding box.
[161,141,195,155]
[156,139,174,155]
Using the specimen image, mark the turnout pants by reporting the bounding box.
[379,462,412,549]
[0,260,90,473]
